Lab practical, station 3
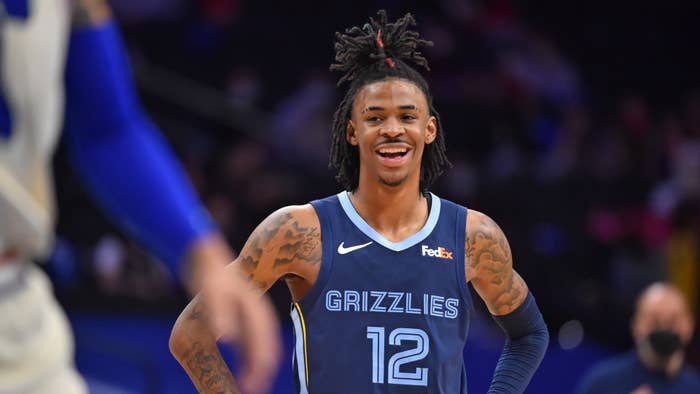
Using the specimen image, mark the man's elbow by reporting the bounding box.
[169,319,189,361]
[168,312,207,361]
[535,323,550,345]
[532,324,550,358]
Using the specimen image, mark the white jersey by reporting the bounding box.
[0,0,70,258]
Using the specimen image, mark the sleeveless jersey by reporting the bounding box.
[292,191,471,394]
[0,0,70,257]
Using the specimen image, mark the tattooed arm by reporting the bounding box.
[234,204,322,301]
[465,210,527,315]
[170,205,321,394]
[465,210,549,393]
[170,295,239,394]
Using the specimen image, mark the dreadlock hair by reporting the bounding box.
[329,10,450,193]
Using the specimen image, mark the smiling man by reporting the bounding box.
[170,10,549,394]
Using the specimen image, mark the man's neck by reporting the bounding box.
[349,182,428,243]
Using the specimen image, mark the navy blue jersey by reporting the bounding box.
[292,191,471,394]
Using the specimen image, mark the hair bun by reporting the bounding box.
[330,10,433,85]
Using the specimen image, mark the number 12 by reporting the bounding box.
[366,326,429,386]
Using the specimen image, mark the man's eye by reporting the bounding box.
[402,114,417,121]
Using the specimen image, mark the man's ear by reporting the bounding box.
[425,116,437,144]
[347,120,359,146]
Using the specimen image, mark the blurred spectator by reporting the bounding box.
[500,33,581,105]
[535,104,590,181]
[652,96,700,217]
[110,0,187,23]
[271,72,335,170]
[576,283,700,394]
[92,234,172,301]
[226,66,263,110]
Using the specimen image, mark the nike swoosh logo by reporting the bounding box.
[337,241,373,255]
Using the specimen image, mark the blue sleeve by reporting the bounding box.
[488,292,549,393]
[63,20,217,279]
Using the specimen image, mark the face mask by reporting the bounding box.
[647,329,682,358]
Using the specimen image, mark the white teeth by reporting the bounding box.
[378,148,407,154]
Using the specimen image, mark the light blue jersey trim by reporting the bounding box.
[291,306,309,394]
[337,191,441,252]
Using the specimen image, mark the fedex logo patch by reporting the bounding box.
[421,245,453,260]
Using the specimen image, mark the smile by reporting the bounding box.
[374,144,412,167]
[377,147,408,158]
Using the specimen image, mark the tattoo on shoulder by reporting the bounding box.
[240,236,263,272]
[465,214,524,314]
[273,221,321,267]
[239,212,293,272]
[465,215,511,271]
[237,209,321,281]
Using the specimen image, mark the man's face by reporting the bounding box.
[632,286,695,349]
[346,78,436,188]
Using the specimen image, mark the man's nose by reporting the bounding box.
[380,118,405,138]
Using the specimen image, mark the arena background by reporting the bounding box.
[46,0,700,392]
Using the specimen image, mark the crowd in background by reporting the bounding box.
[48,0,700,366]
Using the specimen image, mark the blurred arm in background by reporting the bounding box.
[62,0,280,390]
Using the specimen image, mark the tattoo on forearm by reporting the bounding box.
[183,341,239,394]
[466,215,524,314]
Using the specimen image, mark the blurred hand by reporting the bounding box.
[187,234,281,394]
[630,385,654,394]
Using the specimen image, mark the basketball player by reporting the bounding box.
[0,0,279,393]
[170,11,548,393]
